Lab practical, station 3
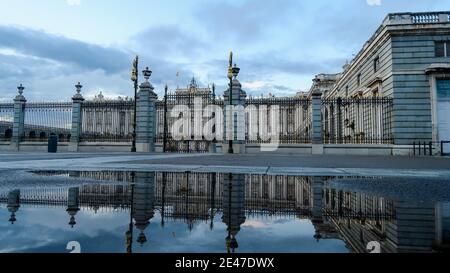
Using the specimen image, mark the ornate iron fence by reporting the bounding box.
[22,102,72,142]
[0,103,14,141]
[156,92,219,153]
[80,101,134,142]
[245,97,311,144]
[322,97,393,144]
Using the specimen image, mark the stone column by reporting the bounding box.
[223,78,247,154]
[69,82,84,152]
[136,67,158,153]
[311,91,324,154]
[10,84,26,151]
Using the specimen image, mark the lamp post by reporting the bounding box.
[131,56,139,153]
[227,53,234,154]
[163,84,168,153]
[126,172,136,253]
[227,52,241,154]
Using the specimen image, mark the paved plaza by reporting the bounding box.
[1,152,450,178]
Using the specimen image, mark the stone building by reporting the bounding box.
[80,91,134,139]
[313,12,450,152]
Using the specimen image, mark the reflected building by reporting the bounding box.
[322,182,450,253]
[2,171,450,253]
[311,178,340,241]
[222,173,246,253]
[436,202,450,250]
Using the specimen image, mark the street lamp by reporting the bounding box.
[131,56,139,153]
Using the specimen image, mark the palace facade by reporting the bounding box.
[309,12,450,147]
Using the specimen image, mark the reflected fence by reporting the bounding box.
[0,171,397,223]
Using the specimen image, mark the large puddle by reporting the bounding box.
[0,170,449,253]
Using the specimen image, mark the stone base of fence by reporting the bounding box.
[222,142,246,154]
[0,141,13,151]
[312,144,324,155]
[9,141,19,151]
[241,143,393,156]
[209,142,217,153]
[78,142,132,153]
[0,141,438,157]
[68,142,78,153]
[392,145,417,157]
[323,144,392,156]
[0,142,132,153]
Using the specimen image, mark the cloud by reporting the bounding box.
[0,26,130,74]
[195,0,301,43]
[67,0,81,6]
[132,25,208,58]
[367,0,382,6]
[0,25,204,101]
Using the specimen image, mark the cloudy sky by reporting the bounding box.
[0,0,448,101]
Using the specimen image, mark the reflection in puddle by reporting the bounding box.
[0,171,449,253]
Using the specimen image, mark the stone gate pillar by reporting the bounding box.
[136,67,158,153]
[311,91,324,154]
[10,84,26,151]
[223,65,246,154]
[69,82,84,152]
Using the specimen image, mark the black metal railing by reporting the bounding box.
[165,139,211,153]
[245,97,311,144]
[80,101,134,142]
[156,92,219,153]
[0,102,14,141]
[413,141,450,157]
[22,102,72,142]
[322,97,393,144]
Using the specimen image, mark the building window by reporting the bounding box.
[374,56,380,73]
[357,73,362,86]
[345,85,349,97]
[436,42,449,57]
